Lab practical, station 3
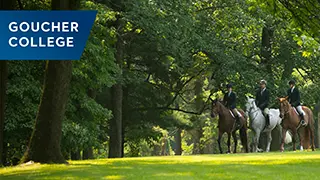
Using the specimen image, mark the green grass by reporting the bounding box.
[0,151,319,179]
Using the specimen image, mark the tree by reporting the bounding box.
[21,0,79,164]
[0,0,16,166]
[108,0,124,158]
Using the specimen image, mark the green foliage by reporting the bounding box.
[3,0,320,164]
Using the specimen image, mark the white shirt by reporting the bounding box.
[291,86,295,93]
[261,87,266,95]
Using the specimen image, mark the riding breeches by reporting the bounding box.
[231,108,242,117]
[296,105,306,116]
[263,108,269,116]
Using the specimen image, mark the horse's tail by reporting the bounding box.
[240,125,249,153]
[302,107,314,149]
[284,131,292,144]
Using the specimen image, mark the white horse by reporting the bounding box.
[245,96,292,152]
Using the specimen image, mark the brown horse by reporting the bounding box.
[211,99,249,154]
[278,98,315,152]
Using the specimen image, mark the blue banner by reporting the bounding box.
[0,11,97,60]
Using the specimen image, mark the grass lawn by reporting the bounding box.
[0,151,319,179]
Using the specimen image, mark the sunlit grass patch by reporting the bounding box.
[1,151,320,179]
[103,175,124,179]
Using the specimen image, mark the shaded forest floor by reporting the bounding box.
[0,150,319,179]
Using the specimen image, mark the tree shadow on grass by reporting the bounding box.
[1,157,320,180]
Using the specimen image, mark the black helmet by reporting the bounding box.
[288,80,295,85]
[226,83,232,88]
[260,79,267,85]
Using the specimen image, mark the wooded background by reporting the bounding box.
[0,0,319,165]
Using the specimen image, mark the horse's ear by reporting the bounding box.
[246,95,249,100]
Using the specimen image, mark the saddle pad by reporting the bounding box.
[229,110,242,118]
[229,110,235,118]
[293,108,299,115]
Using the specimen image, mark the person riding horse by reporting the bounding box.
[223,84,241,128]
[286,80,307,127]
[255,80,270,128]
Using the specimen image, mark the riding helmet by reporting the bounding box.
[226,83,232,88]
[288,80,295,85]
[260,79,267,85]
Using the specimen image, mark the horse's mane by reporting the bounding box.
[279,98,291,106]
[212,99,227,109]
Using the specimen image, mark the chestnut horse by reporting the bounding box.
[211,99,249,154]
[278,98,315,152]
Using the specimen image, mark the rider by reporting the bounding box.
[255,80,270,128]
[223,83,241,128]
[287,80,307,127]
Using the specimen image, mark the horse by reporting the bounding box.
[210,99,249,154]
[278,97,315,152]
[245,96,292,152]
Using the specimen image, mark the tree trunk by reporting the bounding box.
[71,150,81,160]
[316,111,320,148]
[108,12,124,158]
[121,86,129,158]
[107,0,125,159]
[0,0,16,166]
[21,0,78,164]
[174,128,182,155]
[261,26,273,75]
[192,128,204,154]
[82,148,94,160]
[22,60,73,164]
[0,61,7,166]
[192,78,204,154]
[108,83,123,158]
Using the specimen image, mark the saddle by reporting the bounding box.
[229,110,242,118]
[291,106,307,122]
[292,107,299,116]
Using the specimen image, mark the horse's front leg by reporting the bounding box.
[217,131,223,154]
[280,128,287,152]
[254,130,262,152]
[266,131,272,152]
[232,131,237,153]
[227,132,231,154]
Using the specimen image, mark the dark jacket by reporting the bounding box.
[255,88,270,110]
[287,87,301,107]
[223,91,236,109]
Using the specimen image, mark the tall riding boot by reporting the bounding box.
[300,114,307,127]
[265,115,270,128]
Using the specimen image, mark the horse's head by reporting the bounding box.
[245,96,256,114]
[277,97,290,119]
[211,99,220,118]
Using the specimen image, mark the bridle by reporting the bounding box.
[246,101,260,120]
[280,102,290,117]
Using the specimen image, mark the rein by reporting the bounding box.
[246,102,260,120]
